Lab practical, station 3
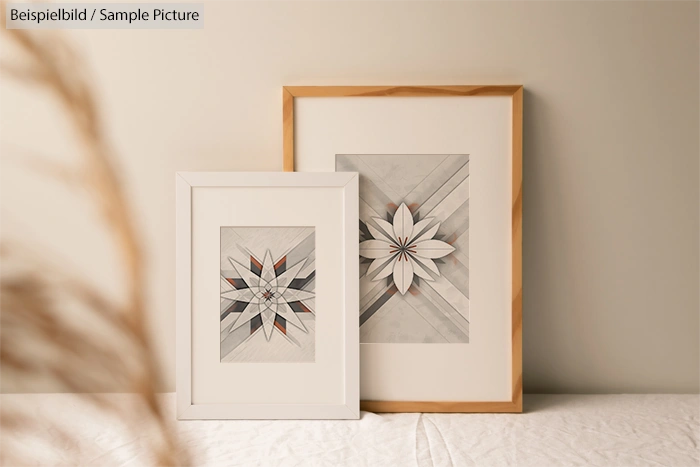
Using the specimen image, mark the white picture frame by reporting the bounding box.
[176,172,359,419]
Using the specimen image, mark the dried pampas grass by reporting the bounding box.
[0,6,187,466]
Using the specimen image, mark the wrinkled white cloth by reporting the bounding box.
[2,393,697,467]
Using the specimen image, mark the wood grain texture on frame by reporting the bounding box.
[282,85,523,413]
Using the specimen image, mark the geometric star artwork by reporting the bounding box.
[336,154,470,344]
[220,227,315,362]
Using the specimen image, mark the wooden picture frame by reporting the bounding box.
[283,85,522,413]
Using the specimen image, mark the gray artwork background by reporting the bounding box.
[336,154,469,344]
[220,227,315,362]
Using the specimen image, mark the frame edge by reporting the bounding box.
[360,400,521,414]
[343,173,360,419]
[283,87,295,172]
[284,85,522,97]
[511,86,524,413]
[175,173,193,420]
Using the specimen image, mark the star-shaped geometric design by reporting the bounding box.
[221,250,314,342]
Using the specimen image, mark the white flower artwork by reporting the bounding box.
[359,203,455,295]
[337,154,470,344]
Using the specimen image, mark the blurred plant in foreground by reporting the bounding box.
[0,7,187,466]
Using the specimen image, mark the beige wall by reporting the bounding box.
[2,1,698,393]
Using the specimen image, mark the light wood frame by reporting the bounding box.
[176,171,360,419]
[282,85,522,413]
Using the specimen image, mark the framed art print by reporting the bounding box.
[336,154,470,344]
[283,86,523,413]
[219,226,317,362]
[176,172,360,419]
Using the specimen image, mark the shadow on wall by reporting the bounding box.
[521,88,597,394]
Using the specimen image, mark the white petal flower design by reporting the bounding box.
[221,250,314,341]
[359,203,455,295]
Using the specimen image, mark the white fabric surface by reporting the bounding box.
[2,393,698,467]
